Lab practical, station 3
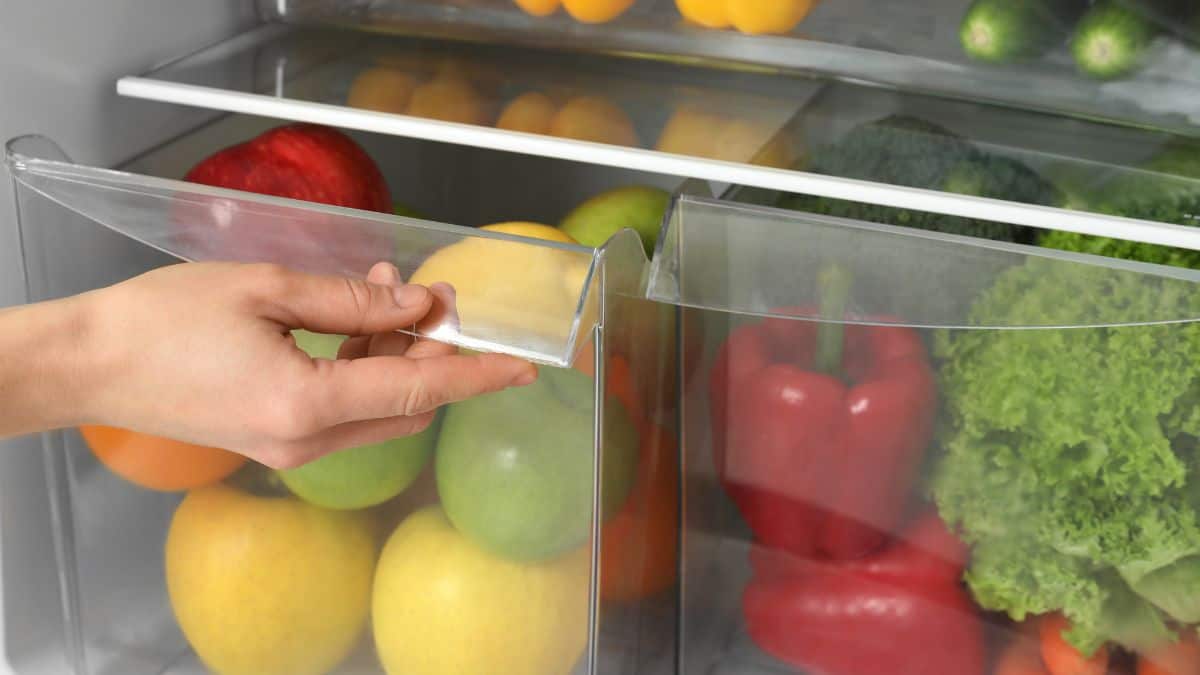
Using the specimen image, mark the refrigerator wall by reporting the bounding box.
[0,3,253,672]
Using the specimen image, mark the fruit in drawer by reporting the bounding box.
[79,425,245,491]
[549,95,640,148]
[675,0,815,34]
[273,330,438,510]
[346,67,418,114]
[600,421,680,602]
[409,222,593,342]
[184,124,390,212]
[373,506,589,675]
[560,185,670,256]
[562,0,636,23]
[656,106,795,168]
[406,74,493,126]
[166,481,375,675]
[436,364,639,561]
[181,123,394,270]
[496,91,560,134]
[514,0,562,17]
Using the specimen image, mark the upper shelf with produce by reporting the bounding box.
[117,22,1200,251]
[259,0,1200,135]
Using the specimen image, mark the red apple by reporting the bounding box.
[177,123,395,273]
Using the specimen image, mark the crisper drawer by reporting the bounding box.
[648,191,1200,675]
[7,115,683,675]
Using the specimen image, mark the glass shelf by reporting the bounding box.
[262,0,1200,136]
[118,24,1200,252]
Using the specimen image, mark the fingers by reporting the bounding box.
[311,352,538,427]
[255,263,433,337]
[269,412,439,469]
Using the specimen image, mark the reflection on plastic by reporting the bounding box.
[6,135,617,367]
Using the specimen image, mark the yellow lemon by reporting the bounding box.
[165,484,375,675]
[373,506,590,675]
[496,91,560,134]
[561,0,636,23]
[549,95,640,148]
[407,75,492,126]
[346,67,418,114]
[727,0,814,35]
[409,222,594,351]
[675,0,731,28]
[514,0,562,16]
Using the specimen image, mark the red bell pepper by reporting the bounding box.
[742,511,985,675]
[709,268,936,560]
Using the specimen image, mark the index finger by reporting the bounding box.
[308,352,538,427]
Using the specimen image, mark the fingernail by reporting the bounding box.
[393,283,429,307]
[383,263,402,284]
[511,368,537,387]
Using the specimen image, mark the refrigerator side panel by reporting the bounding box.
[0,2,255,672]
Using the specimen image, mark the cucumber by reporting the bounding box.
[1071,1,1160,79]
[960,0,1091,63]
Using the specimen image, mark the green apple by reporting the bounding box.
[436,365,639,562]
[278,330,438,510]
[560,185,670,256]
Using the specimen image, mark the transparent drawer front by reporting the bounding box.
[649,195,1200,675]
[8,131,678,675]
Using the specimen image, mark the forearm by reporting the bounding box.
[0,295,97,438]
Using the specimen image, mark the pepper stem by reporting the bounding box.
[814,264,853,376]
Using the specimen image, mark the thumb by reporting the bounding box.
[257,265,433,337]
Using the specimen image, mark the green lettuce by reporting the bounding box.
[933,256,1200,653]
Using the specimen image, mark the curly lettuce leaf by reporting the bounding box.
[933,257,1200,651]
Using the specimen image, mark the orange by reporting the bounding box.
[346,67,418,114]
[496,91,560,134]
[712,118,795,167]
[656,106,722,158]
[561,0,636,23]
[727,0,814,35]
[513,0,561,16]
[549,95,640,147]
[80,425,246,492]
[675,0,731,28]
[406,75,492,126]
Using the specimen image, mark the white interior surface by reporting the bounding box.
[0,3,255,673]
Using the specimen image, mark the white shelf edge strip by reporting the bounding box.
[118,76,1200,252]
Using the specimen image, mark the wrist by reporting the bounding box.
[0,293,101,436]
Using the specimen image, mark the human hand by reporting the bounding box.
[61,261,536,468]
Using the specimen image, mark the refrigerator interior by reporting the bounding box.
[6,1,1200,674]
[8,112,695,675]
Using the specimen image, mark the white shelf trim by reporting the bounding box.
[118,76,1200,252]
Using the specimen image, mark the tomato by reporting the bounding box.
[80,425,246,492]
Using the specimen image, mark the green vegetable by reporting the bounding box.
[960,0,1090,63]
[933,256,1200,653]
[1039,140,1200,267]
[777,115,1052,244]
[1071,1,1161,79]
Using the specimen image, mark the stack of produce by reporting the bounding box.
[776,114,1057,244]
[960,0,1200,80]
[81,124,685,675]
[1040,138,1200,268]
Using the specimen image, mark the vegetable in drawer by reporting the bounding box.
[932,256,1200,655]
[1039,139,1200,268]
[709,268,937,561]
[778,115,1051,244]
[960,0,1090,63]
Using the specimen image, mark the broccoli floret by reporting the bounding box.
[1039,140,1200,268]
[777,115,1054,244]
